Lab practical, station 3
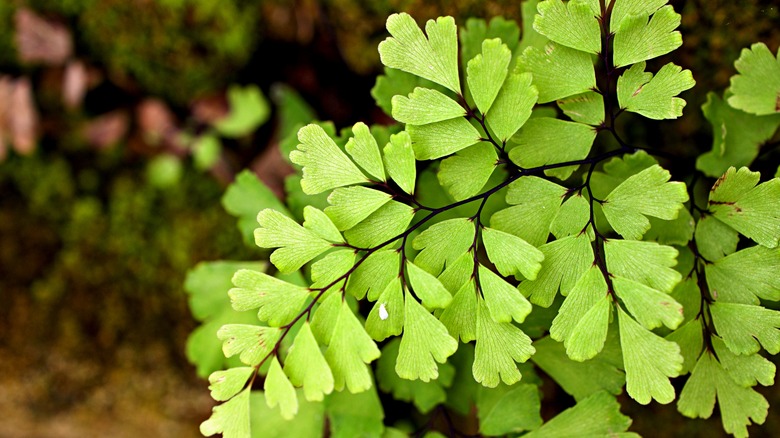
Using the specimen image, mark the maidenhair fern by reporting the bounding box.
[186,1,780,436]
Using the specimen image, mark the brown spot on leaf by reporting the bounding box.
[776,92,780,112]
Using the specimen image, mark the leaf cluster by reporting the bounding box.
[187,1,780,437]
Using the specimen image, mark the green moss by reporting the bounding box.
[78,0,260,104]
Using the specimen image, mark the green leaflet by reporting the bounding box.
[610,0,668,33]
[486,72,538,142]
[376,339,455,414]
[477,383,542,436]
[509,117,597,180]
[249,390,325,438]
[325,386,385,438]
[669,277,702,323]
[696,93,780,177]
[438,142,497,201]
[491,176,567,246]
[518,42,596,103]
[678,352,769,438]
[379,13,460,93]
[391,87,465,125]
[201,388,251,438]
[644,207,695,246]
[727,43,780,115]
[185,260,266,323]
[665,318,704,375]
[613,276,683,330]
[215,85,270,138]
[230,269,310,327]
[344,200,415,248]
[556,91,605,125]
[602,164,688,240]
[265,357,298,420]
[550,193,591,238]
[617,62,695,120]
[406,261,453,309]
[467,38,511,114]
[705,245,780,304]
[439,280,478,342]
[408,117,482,160]
[603,239,682,293]
[533,0,600,54]
[302,206,343,243]
[460,17,521,71]
[474,299,535,387]
[325,186,392,231]
[517,234,594,307]
[208,367,254,402]
[255,208,333,273]
[383,131,416,195]
[365,278,405,341]
[713,337,776,388]
[618,307,682,405]
[345,122,385,181]
[710,302,780,355]
[346,250,399,301]
[532,336,624,401]
[396,290,458,382]
[708,166,780,248]
[310,249,354,289]
[612,5,682,67]
[283,322,334,402]
[550,266,611,361]
[325,299,381,393]
[525,391,636,438]
[482,227,544,280]
[437,251,475,294]
[372,67,439,116]
[290,124,367,194]
[310,291,342,345]
[221,170,289,245]
[478,264,533,324]
[518,0,547,53]
[413,217,475,275]
[218,324,281,366]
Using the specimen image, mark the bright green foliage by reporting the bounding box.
[727,43,780,115]
[222,171,289,245]
[678,352,769,438]
[265,357,298,419]
[215,85,271,138]
[191,4,780,437]
[612,5,682,67]
[707,167,780,248]
[557,91,605,125]
[324,299,381,393]
[533,0,600,54]
[476,383,542,435]
[396,291,458,381]
[697,93,780,177]
[518,42,596,103]
[618,307,683,404]
[283,322,334,402]
[525,391,637,437]
[379,13,460,93]
[290,124,368,194]
[509,118,597,179]
[201,388,251,438]
[705,245,780,304]
[617,62,695,120]
[602,165,689,239]
[467,39,512,114]
[438,142,498,200]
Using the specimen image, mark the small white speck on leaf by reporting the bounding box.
[379,303,389,320]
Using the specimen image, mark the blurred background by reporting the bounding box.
[0,0,778,437]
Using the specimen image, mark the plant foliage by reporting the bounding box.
[187,1,780,436]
